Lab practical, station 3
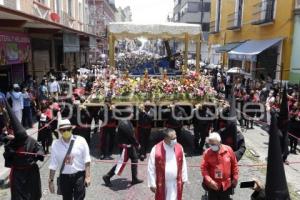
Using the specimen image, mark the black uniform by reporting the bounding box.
[3,101,44,200]
[104,120,141,184]
[218,121,246,161]
[37,113,52,154]
[288,109,300,154]
[192,106,211,154]
[251,190,266,200]
[164,105,187,144]
[71,105,92,145]
[137,106,154,159]
[99,106,117,159]
[4,136,44,200]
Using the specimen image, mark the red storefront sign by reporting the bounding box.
[0,31,32,65]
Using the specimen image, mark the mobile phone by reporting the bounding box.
[240,181,255,188]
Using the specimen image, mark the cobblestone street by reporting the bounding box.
[3,125,299,200]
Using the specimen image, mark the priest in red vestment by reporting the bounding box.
[147,128,188,200]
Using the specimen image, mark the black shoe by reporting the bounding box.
[103,175,112,187]
[291,150,297,154]
[104,156,114,160]
[140,155,146,161]
[131,179,143,185]
[100,155,105,160]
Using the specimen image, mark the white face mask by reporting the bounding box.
[169,139,177,147]
[210,144,220,152]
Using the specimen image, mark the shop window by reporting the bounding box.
[244,61,251,73]
[188,2,200,13]
[202,23,210,32]
[203,2,211,12]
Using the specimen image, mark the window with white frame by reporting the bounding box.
[181,3,188,16]
[79,2,83,22]
[54,0,61,14]
[234,0,243,26]
[188,2,200,13]
[16,0,20,10]
[68,0,73,17]
[84,4,89,24]
[296,0,300,9]
[215,0,221,32]
[261,0,276,21]
[36,0,50,7]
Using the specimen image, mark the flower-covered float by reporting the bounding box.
[85,69,217,105]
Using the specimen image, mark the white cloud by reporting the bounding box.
[115,0,174,23]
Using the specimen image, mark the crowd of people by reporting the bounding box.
[0,62,297,200]
[211,68,300,158]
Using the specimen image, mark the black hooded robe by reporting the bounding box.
[4,136,44,200]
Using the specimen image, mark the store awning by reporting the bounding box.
[228,38,283,62]
[215,42,244,53]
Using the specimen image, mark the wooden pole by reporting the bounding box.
[109,33,115,68]
[184,33,189,71]
[196,35,201,72]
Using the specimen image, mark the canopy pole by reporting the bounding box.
[109,33,115,68]
[196,35,201,72]
[184,33,189,71]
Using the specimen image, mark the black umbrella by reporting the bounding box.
[265,112,290,200]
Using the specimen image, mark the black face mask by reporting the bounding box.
[14,88,20,92]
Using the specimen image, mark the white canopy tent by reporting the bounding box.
[107,22,202,71]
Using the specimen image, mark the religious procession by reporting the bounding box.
[1,0,300,200]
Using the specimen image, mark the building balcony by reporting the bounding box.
[252,0,275,25]
[210,20,220,34]
[61,11,79,30]
[32,0,51,20]
[84,24,97,36]
[227,12,242,30]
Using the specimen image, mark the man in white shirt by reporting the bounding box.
[48,76,61,98]
[148,129,188,200]
[48,119,91,200]
[266,90,275,125]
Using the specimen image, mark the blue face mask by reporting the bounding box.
[210,144,220,152]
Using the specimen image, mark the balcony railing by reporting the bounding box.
[227,11,242,30]
[252,0,275,25]
[61,11,77,29]
[3,0,17,10]
[83,24,97,35]
[33,0,51,20]
[210,20,220,34]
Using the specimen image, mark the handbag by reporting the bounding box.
[57,138,75,195]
